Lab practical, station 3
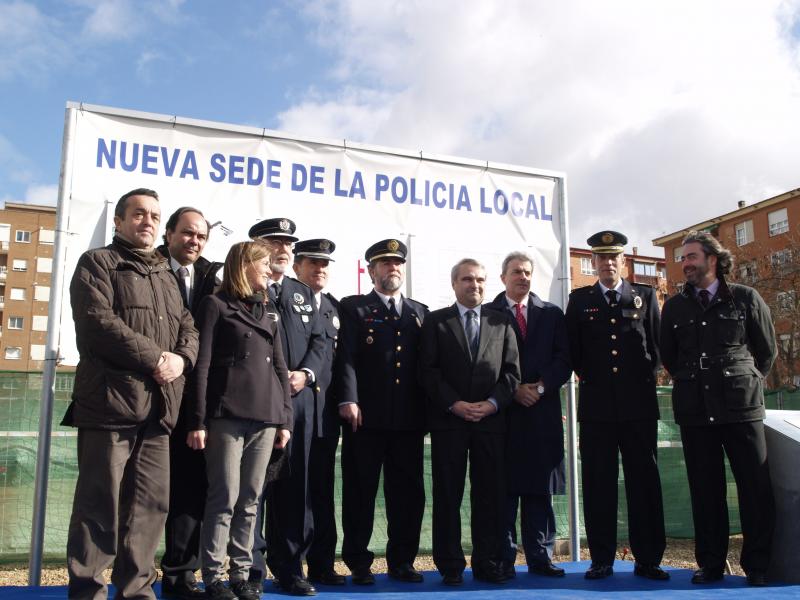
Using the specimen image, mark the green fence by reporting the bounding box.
[1,372,798,562]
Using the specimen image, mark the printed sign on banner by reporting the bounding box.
[57,103,568,365]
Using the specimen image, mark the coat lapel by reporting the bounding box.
[446,304,472,360]
[226,296,274,336]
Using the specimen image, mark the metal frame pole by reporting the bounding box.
[29,105,77,585]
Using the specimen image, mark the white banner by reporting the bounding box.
[58,104,567,365]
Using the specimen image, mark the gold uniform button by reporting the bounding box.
[396,362,401,368]
[396,345,402,351]
[369,328,374,333]
[612,367,618,373]
[611,334,617,340]
[395,378,400,384]
[396,331,401,336]
[610,318,616,324]
[612,350,618,356]
[702,321,707,326]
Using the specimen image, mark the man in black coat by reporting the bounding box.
[565,231,668,581]
[249,218,326,596]
[421,258,520,586]
[485,251,571,578]
[660,230,776,587]
[336,239,429,585]
[291,239,345,586]
[158,207,222,599]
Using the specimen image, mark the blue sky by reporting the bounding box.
[2,0,800,255]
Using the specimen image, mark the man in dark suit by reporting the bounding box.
[157,207,222,600]
[248,218,326,596]
[421,258,520,586]
[291,239,345,586]
[485,251,571,578]
[565,231,668,581]
[336,239,429,585]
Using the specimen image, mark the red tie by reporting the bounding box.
[514,303,527,340]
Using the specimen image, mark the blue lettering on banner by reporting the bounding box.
[94,137,554,220]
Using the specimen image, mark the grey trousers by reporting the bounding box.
[201,418,276,585]
[67,421,169,600]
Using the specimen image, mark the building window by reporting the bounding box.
[4,347,22,360]
[8,317,23,330]
[0,223,10,243]
[11,259,27,271]
[32,315,48,331]
[768,208,789,236]
[673,246,683,263]
[735,220,754,246]
[30,344,45,361]
[777,291,796,312]
[659,268,667,279]
[55,376,74,392]
[634,262,657,277]
[39,229,55,244]
[34,286,50,301]
[9,288,25,301]
[36,257,52,273]
[738,261,758,283]
[580,257,596,275]
[15,230,31,243]
[771,249,793,269]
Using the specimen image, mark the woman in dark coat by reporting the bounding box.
[187,241,293,600]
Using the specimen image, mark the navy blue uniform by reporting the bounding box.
[565,280,666,568]
[335,291,428,572]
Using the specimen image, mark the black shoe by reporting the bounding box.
[276,576,317,596]
[161,581,206,600]
[350,568,375,585]
[529,561,565,577]
[585,563,613,580]
[388,564,424,583]
[691,567,724,584]
[204,581,237,600]
[307,570,346,586]
[230,580,261,600]
[746,571,768,587]
[501,561,517,579]
[472,561,509,583]
[441,572,463,586]
[633,563,670,580]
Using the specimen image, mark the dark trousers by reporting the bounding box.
[680,421,775,574]
[67,422,169,600]
[579,420,666,566]
[341,427,425,571]
[161,422,207,587]
[430,428,505,576]
[306,434,340,575]
[503,494,556,566]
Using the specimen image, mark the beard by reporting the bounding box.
[379,274,402,292]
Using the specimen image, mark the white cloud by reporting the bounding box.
[23,183,58,205]
[0,1,69,81]
[278,0,800,255]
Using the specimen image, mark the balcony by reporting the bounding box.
[0,241,8,253]
[0,266,6,281]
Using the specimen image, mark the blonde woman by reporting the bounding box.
[187,241,292,600]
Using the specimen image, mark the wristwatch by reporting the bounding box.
[537,384,545,395]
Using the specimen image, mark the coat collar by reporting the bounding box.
[222,292,274,334]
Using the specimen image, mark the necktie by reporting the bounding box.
[388,297,400,319]
[514,303,527,340]
[699,289,711,308]
[465,309,479,360]
[176,266,190,309]
[269,281,281,303]
[605,289,618,306]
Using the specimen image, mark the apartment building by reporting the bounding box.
[652,187,800,387]
[0,202,56,371]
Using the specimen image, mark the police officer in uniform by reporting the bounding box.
[291,239,346,586]
[336,239,429,585]
[565,231,668,581]
[248,218,325,596]
[660,230,775,587]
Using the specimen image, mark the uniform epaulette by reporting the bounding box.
[569,285,593,295]
[631,281,654,289]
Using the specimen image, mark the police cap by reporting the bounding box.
[587,230,627,254]
[365,239,407,263]
[248,217,299,242]
[294,238,336,262]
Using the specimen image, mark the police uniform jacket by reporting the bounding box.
[660,279,776,427]
[315,292,342,438]
[335,290,428,431]
[485,292,571,495]
[565,279,660,423]
[270,276,325,376]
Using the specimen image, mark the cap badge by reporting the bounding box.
[293,292,305,304]
[601,232,614,244]
[320,240,330,250]
[633,296,643,309]
[388,240,399,252]
[279,219,290,231]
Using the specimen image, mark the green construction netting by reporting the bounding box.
[1,372,798,562]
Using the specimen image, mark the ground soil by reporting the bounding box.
[0,537,744,586]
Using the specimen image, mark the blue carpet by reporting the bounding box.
[3,561,797,599]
